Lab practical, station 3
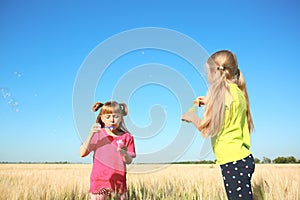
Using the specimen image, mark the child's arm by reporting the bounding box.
[123,152,133,164]
[181,112,202,130]
[118,146,133,164]
[181,96,206,131]
[79,123,101,157]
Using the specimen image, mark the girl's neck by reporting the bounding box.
[226,79,234,84]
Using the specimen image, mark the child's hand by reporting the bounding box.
[181,111,198,123]
[90,123,101,134]
[118,144,133,164]
[194,96,206,107]
[117,145,128,155]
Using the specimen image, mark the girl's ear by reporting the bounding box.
[92,102,104,112]
[119,103,128,116]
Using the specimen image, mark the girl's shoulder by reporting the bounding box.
[122,131,133,137]
[228,83,243,99]
[120,131,134,140]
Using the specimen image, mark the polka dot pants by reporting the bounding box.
[220,154,255,200]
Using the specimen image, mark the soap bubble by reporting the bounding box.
[14,71,22,78]
[1,88,20,113]
[1,88,11,99]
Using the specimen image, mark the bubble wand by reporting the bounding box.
[182,100,198,122]
[104,125,114,131]
[188,99,199,112]
[188,104,197,113]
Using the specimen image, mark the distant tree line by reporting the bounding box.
[0,161,70,164]
[254,156,300,164]
[173,160,216,164]
[175,156,300,164]
[1,156,299,164]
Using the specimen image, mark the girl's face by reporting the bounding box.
[101,112,122,129]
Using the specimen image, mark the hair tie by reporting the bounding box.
[118,103,128,116]
[233,68,240,83]
[218,66,224,70]
[119,104,123,111]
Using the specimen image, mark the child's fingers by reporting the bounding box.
[195,96,206,106]
[121,145,128,151]
[181,113,192,122]
[91,123,101,132]
[181,118,191,123]
[117,145,127,150]
[117,145,128,154]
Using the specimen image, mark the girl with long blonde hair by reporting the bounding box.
[182,50,255,200]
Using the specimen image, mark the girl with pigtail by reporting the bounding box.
[182,50,255,200]
[80,101,136,200]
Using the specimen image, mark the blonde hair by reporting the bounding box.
[199,50,254,137]
[92,101,130,133]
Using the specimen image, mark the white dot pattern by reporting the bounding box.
[220,155,255,200]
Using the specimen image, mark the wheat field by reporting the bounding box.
[0,163,299,200]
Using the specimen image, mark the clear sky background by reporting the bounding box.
[0,0,299,163]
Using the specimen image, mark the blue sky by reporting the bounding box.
[0,0,299,163]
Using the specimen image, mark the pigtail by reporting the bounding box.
[92,102,104,125]
[119,103,128,116]
[118,102,130,133]
[237,71,254,133]
[92,102,103,112]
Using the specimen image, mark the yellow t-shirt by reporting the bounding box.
[211,83,251,165]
